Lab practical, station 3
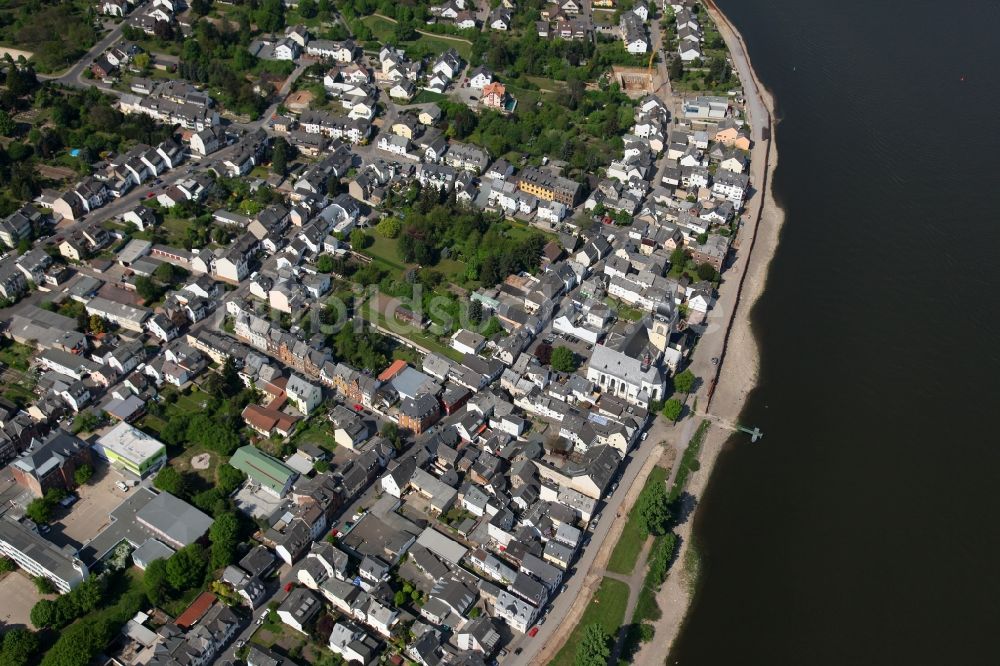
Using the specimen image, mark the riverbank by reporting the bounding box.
[630,0,787,662]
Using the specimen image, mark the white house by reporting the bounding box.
[286,373,322,416]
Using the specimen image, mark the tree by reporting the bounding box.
[298,0,317,17]
[29,599,56,629]
[468,299,482,325]
[636,480,672,536]
[209,512,240,569]
[88,315,106,334]
[154,467,186,497]
[33,576,56,594]
[0,555,14,573]
[696,262,718,281]
[669,56,683,80]
[190,0,212,15]
[550,346,578,373]
[217,463,246,495]
[375,216,401,239]
[316,253,335,273]
[73,463,94,486]
[144,559,169,605]
[133,52,150,72]
[535,342,553,365]
[380,421,403,450]
[0,109,15,136]
[255,0,285,32]
[662,398,683,422]
[166,544,207,591]
[673,369,696,394]
[575,624,611,666]
[350,229,370,249]
[0,628,40,666]
[25,497,53,524]
[271,137,290,176]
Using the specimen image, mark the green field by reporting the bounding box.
[293,420,338,453]
[549,577,630,666]
[361,15,472,59]
[607,466,669,575]
[362,234,407,274]
[0,339,34,371]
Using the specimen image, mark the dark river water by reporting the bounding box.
[668,0,1000,663]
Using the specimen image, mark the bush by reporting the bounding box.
[33,576,56,594]
[0,555,15,573]
[74,463,94,486]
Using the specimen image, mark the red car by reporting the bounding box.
[146,191,155,199]
[353,404,363,411]
[284,582,294,592]
[528,627,539,637]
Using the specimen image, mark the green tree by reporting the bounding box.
[575,624,611,666]
[29,599,56,629]
[662,398,683,422]
[190,0,212,15]
[154,467,186,497]
[209,512,240,569]
[375,216,401,238]
[73,463,94,485]
[216,463,246,495]
[316,253,335,273]
[255,0,285,32]
[0,555,15,572]
[144,559,169,605]
[0,110,15,136]
[696,262,718,281]
[25,497,53,524]
[349,229,370,249]
[298,0,317,17]
[0,628,40,666]
[166,544,207,591]
[673,369,696,394]
[636,480,672,536]
[669,56,683,80]
[88,315,106,334]
[550,346,578,372]
[271,137,290,176]
[33,576,56,594]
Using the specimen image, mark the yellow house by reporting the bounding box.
[593,0,614,7]
[392,121,416,140]
[714,126,739,145]
[733,134,752,151]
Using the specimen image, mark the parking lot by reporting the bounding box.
[49,463,132,550]
[0,570,51,629]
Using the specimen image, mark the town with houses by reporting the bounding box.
[0,0,754,663]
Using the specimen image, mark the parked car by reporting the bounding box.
[528,626,539,637]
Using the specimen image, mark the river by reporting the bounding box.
[668,0,1000,663]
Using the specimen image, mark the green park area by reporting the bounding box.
[549,577,630,666]
[607,466,670,575]
[361,15,473,60]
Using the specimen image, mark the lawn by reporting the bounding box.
[607,466,669,575]
[410,90,448,105]
[360,15,472,59]
[0,339,34,371]
[605,296,645,322]
[549,577,630,666]
[362,234,407,274]
[293,419,338,453]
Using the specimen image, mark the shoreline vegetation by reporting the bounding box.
[630,0,788,663]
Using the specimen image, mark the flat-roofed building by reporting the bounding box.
[135,491,214,550]
[94,422,167,478]
[0,517,89,593]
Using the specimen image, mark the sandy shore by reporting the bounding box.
[630,2,787,663]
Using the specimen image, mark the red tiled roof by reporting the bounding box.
[378,359,408,382]
[175,592,216,628]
